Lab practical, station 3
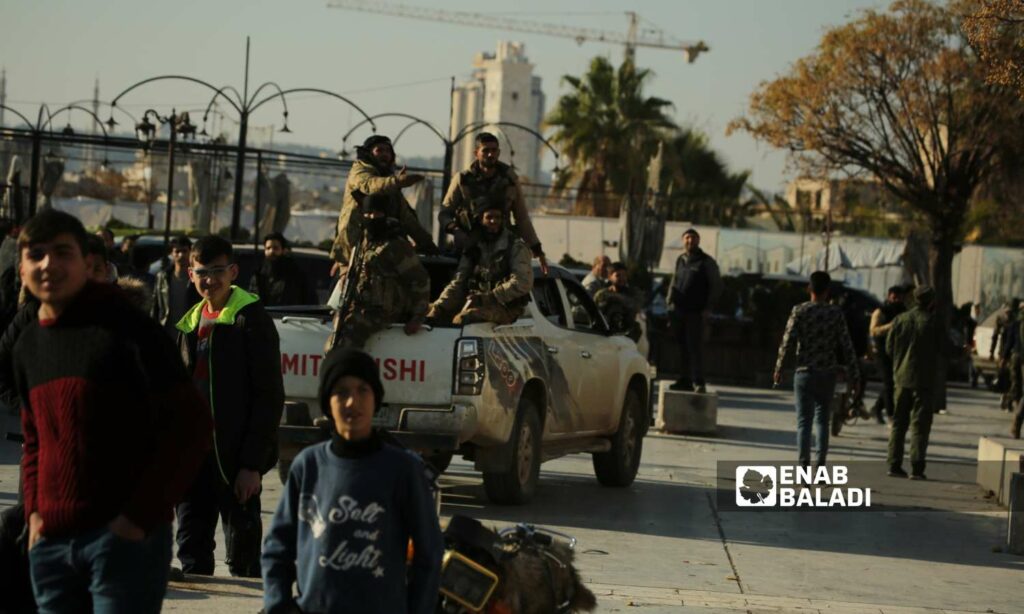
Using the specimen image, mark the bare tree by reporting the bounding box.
[730,0,1024,310]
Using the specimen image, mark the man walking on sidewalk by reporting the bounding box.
[869,285,907,424]
[886,286,944,479]
[774,271,861,468]
[668,228,721,393]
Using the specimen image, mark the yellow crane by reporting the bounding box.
[326,1,709,64]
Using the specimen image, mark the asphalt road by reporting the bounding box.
[1,382,1020,613]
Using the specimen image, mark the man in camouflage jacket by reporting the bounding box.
[330,135,437,269]
[429,199,533,326]
[439,132,548,275]
[334,193,431,349]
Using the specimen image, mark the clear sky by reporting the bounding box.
[0,0,886,192]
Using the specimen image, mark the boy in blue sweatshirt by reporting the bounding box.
[262,348,443,614]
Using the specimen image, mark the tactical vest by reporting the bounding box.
[455,165,517,231]
[466,235,530,309]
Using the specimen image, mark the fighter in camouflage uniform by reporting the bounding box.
[334,193,431,349]
[593,262,644,342]
[330,134,437,268]
[429,198,533,326]
[439,132,548,275]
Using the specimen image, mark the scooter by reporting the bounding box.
[437,515,596,614]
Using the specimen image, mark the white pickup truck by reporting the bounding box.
[272,257,651,504]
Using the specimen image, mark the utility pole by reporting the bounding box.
[230,37,251,241]
[0,68,6,128]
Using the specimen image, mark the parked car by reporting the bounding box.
[117,234,333,305]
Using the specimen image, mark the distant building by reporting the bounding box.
[721,244,761,274]
[784,177,901,222]
[764,245,794,275]
[450,41,545,182]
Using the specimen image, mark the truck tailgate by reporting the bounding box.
[275,315,460,410]
[364,325,461,406]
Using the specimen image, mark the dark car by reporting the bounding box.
[121,235,334,305]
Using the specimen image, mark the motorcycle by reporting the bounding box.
[830,373,868,436]
[437,515,596,614]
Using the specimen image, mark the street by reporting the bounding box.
[1,381,1019,613]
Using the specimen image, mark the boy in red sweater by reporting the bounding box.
[15,210,211,613]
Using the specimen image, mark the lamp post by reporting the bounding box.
[109,38,376,241]
[135,109,196,247]
[0,103,109,218]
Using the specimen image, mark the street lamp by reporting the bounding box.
[110,37,376,240]
[135,109,196,248]
[0,102,109,217]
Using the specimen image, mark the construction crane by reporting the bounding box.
[326,1,709,64]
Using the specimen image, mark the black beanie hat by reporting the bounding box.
[318,348,385,418]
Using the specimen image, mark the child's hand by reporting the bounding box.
[234,469,262,503]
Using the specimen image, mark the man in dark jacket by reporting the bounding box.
[667,228,721,393]
[248,232,316,306]
[152,235,199,337]
[175,235,285,577]
[869,285,907,424]
[991,298,1024,409]
[886,286,943,479]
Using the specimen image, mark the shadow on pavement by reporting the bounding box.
[713,490,1022,571]
[441,471,722,542]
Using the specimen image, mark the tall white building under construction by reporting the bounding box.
[450,42,545,183]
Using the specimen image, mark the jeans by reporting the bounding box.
[175,457,262,577]
[794,370,837,466]
[672,311,706,386]
[29,523,172,614]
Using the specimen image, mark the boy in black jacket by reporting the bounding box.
[175,235,284,577]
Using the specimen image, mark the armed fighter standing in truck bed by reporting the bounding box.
[439,132,548,276]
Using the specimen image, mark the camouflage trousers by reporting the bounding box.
[326,308,392,350]
[435,302,521,326]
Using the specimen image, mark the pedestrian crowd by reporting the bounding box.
[773,272,1001,480]
[0,129,553,613]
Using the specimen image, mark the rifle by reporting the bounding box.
[330,241,365,350]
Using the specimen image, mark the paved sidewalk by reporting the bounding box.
[2,381,1020,613]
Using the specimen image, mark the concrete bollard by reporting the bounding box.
[1008,471,1024,555]
[656,381,718,435]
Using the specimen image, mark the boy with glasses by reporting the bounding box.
[174,235,284,577]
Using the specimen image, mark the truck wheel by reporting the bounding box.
[593,388,644,487]
[423,451,453,474]
[483,400,541,505]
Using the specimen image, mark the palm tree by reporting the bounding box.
[545,57,674,217]
[660,129,750,226]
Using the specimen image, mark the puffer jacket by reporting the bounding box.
[177,287,284,482]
